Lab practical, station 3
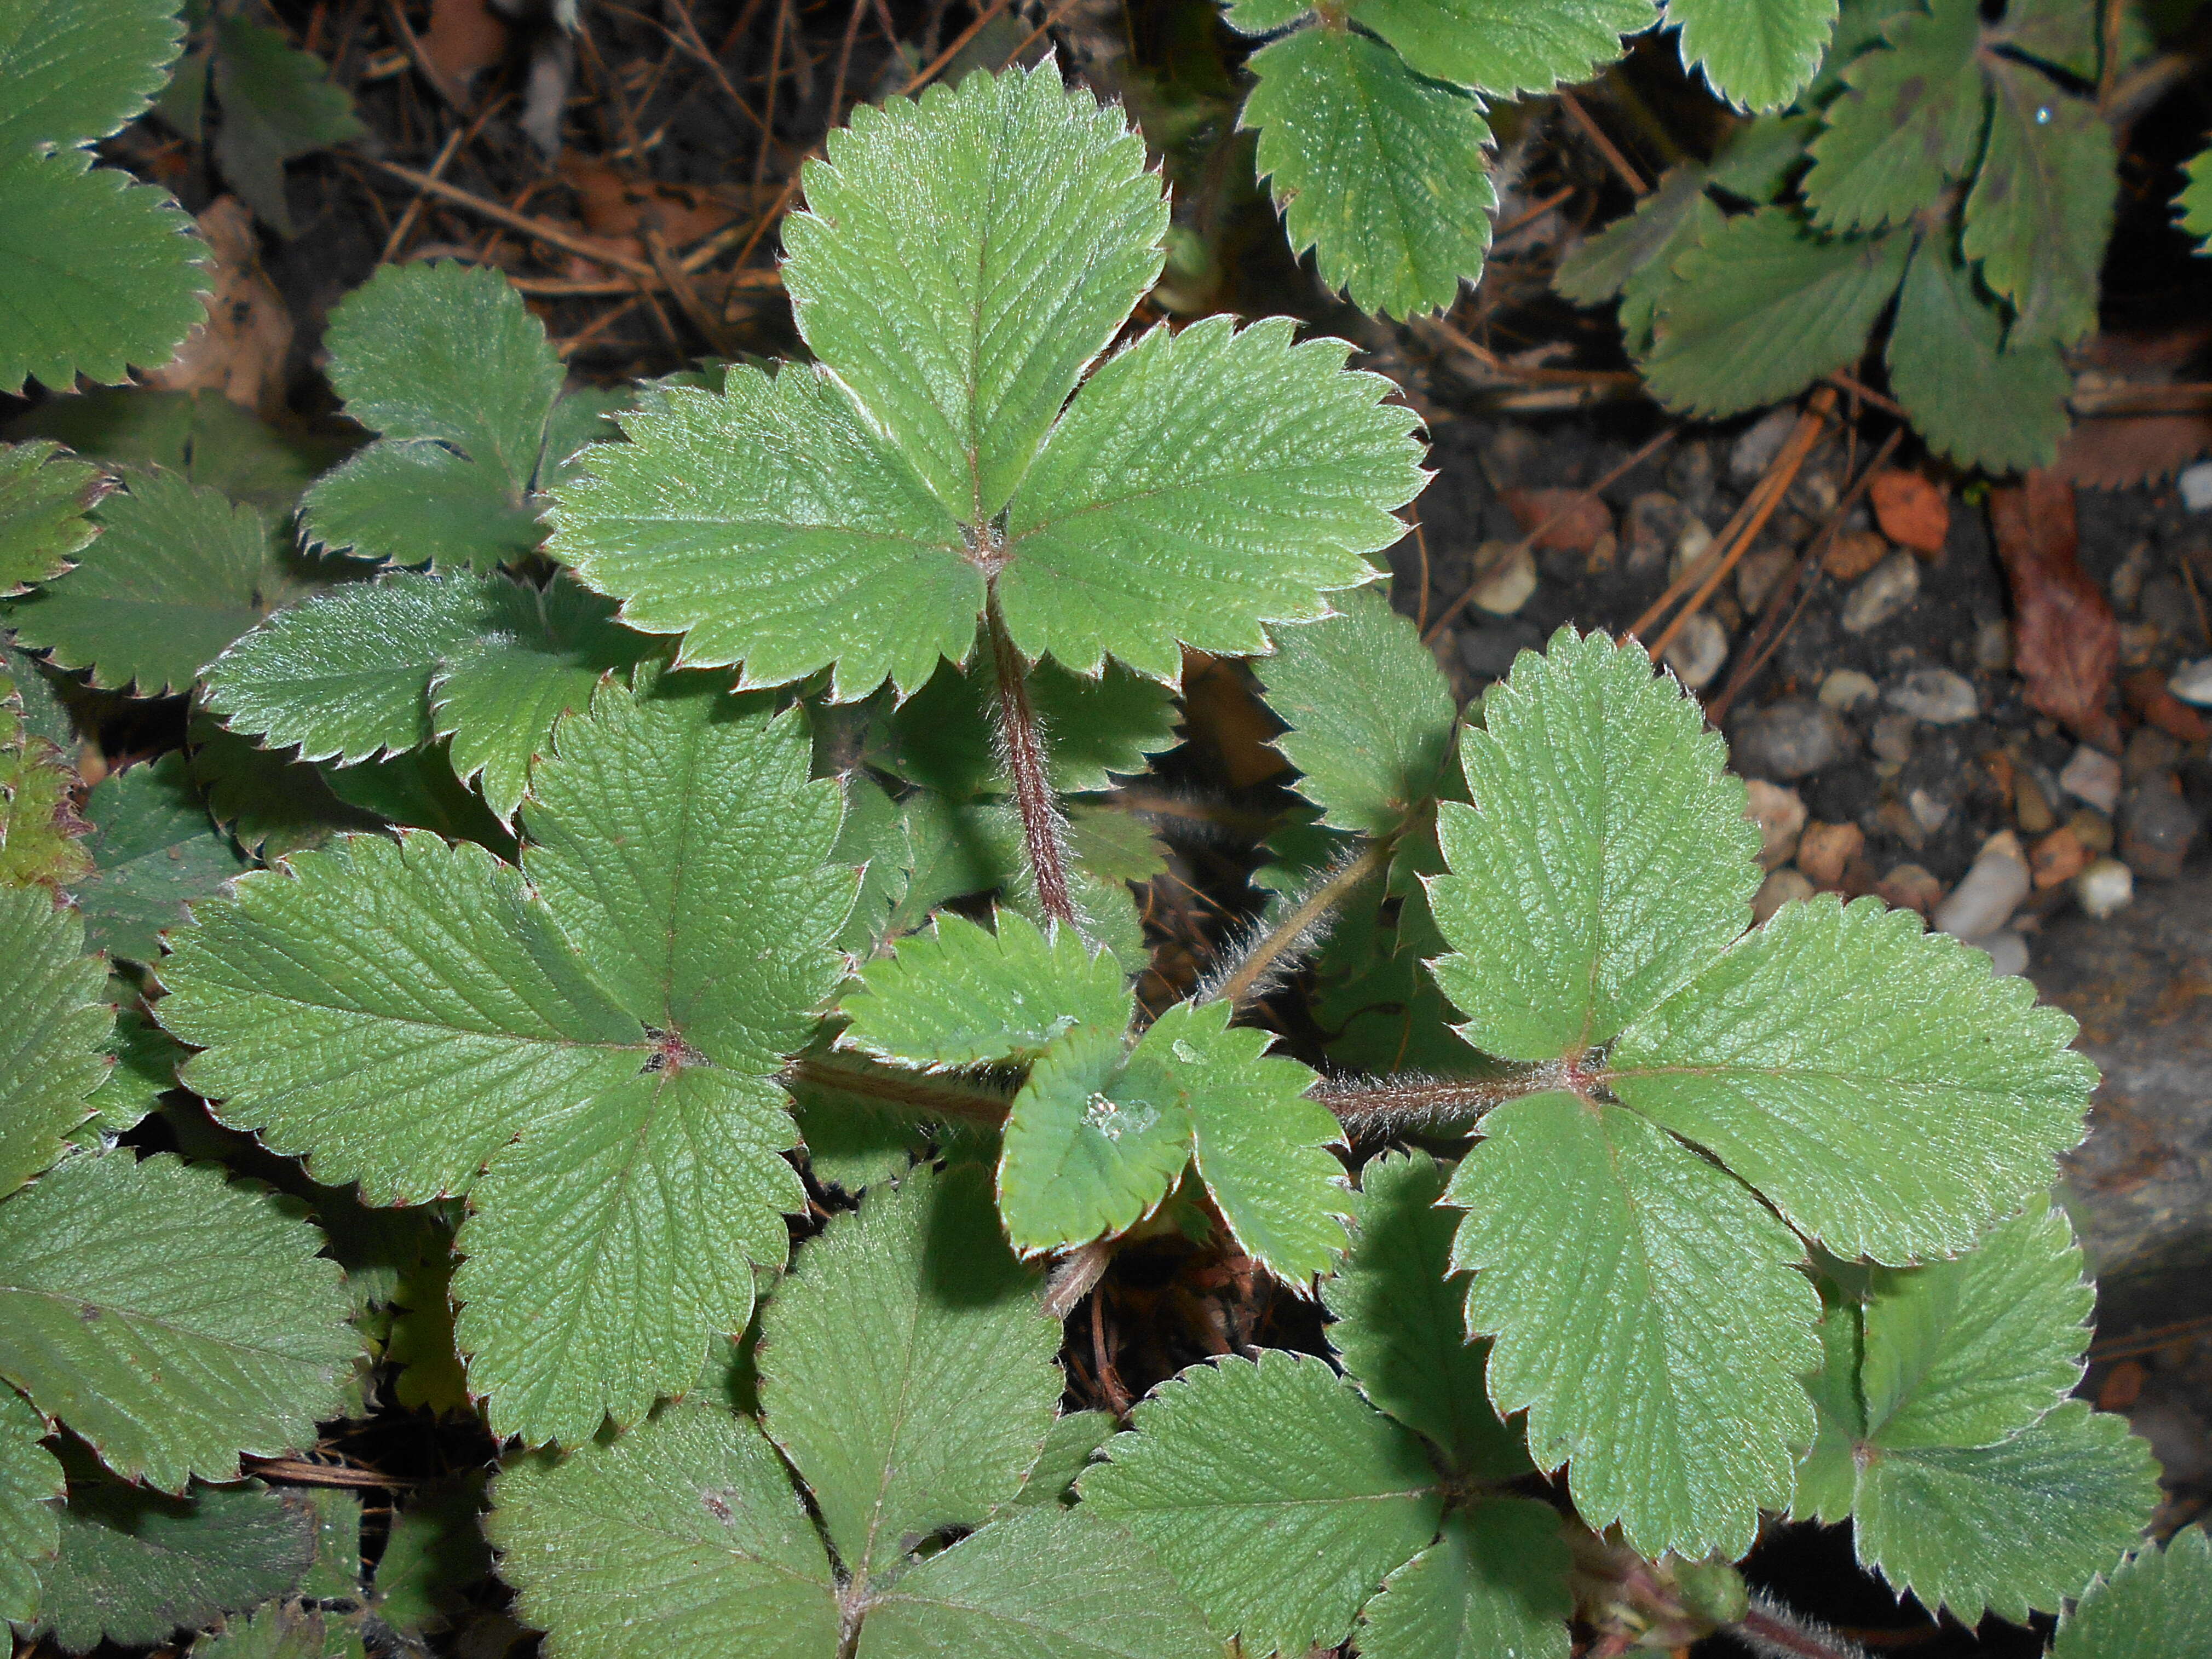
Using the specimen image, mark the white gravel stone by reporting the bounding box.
[1968,930,2030,977]
[1731,407,1798,482]
[2179,460,2212,512]
[1818,669,1880,713]
[2058,745,2123,814]
[2074,856,2134,919]
[2169,656,2212,707]
[1885,667,1979,724]
[1933,831,2030,940]
[1841,552,1920,633]
[1662,612,1728,690]
[1470,542,1537,616]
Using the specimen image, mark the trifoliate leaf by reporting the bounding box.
[1853,1402,2157,1626]
[842,909,1131,1067]
[1858,1195,2090,1450]
[1000,1022,1195,1254]
[2055,1526,2212,1659]
[549,365,976,701]
[756,1164,1060,1583]
[301,262,566,569]
[1802,0,1983,233]
[1640,208,1909,417]
[1886,235,2072,475]
[998,315,1422,682]
[74,753,249,964]
[1608,895,2095,1261]
[186,723,384,859]
[1015,1410,1115,1506]
[209,16,364,237]
[491,1403,839,1659]
[1243,27,1496,321]
[36,1476,318,1654]
[1082,1349,1443,1658]
[0,151,206,397]
[202,573,489,764]
[1428,627,1756,1062]
[2179,147,2212,254]
[3,387,342,512]
[1666,0,1836,111]
[0,889,109,1199]
[1963,65,2115,348]
[429,572,654,820]
[1446,1091,1819,1559]
[1327,1150,1525,1478]
[161,692,851,1446]
[371,1476,491,1637]
[0,441,98,597]
[0,0,186,152]
[1346,0,1657,97]
[1258,585,1455,837]
[9,469,322,696]
[0,1151,358,1491]
[782,63,1166,523]
[0,1385,60,1626]
[863,655,1178,800]
[1357,1500,1572,1659]
[856,1506,1218,1659]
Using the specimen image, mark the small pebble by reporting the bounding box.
[2170,656,2212,707]
[1822,529,1890,583]
[1840,552,1920,633]
[1730,408,1798,483]
[1733,699,1854,781]
[1973,619,2013,672]
[2058,745,2122,814]
[2074,856,2134,919]
[1735,543,1793,614]
[2123,726,2184,786]
[2030,826,2089,889]
[1796,821,1865,889]
[1870,712,1916,765]
[2178,458,2212,512]
[1933,831,2030,939]
[1908,788,1951,835]
[2069,808,2115,855]
[1875,863,1944,917]
[1884,667,1978,725]
[1671,519,1715,581]
[2013,773,2056,834]
[2119,776,2200,880]
[1753,867,1814,925]
[1971,930,2030,978]
[1662,612,1728,690]
[1743,779,1807,872]
[1818,669,1880,713]
[1625,491,1684,574]
[1470,542,1537,615]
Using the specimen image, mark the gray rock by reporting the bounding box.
[1625,491,1685,576]
[1732,699,1854,781]
[1743,779,1806,871]
[1661,612,1728,690]
[1735,543,1793,615]
[1908,787,1951,836]
[1840,552,1921,634]
[2179,459,2212,512]
[1818,669,1880,713]
[2075,856,2134,919]
[2120,779,2201,880]
[2170,656,2212,707]
[1870,712,1916,766]
[1969,929,2030,977]
[1730,407,1798,483]
[1884,667,1978,725]
[1974,618,2013,672]
[1933,832,2030,939]
[2059,745,2123,814]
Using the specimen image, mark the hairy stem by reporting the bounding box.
[784,1053,1013,1126]
[1725,1594,1872,1659]
[1312,1064,1566,1139]
[1199,836,1392,1012]
[985,587,1080,934]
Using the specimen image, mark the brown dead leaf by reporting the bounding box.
[141,197,293,418]
[424,0,510,83]
[1869,470,1948,556]
[558,155,746,262]
[2055,327,2212,490]
[1990,471,2122,751]
[1179,652,1287,788]
[2123,669,2211,742]
[1500,487,1611,554]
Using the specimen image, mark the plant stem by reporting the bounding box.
[784,1053,1013,1126]
[1310,1065,1566,1138]
[984,587,1081,934]
[1724,1594,1872,1659]
[1200,837,1391,1011]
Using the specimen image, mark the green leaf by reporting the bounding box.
[1858,1195,2090,1450]
[1445,1091,1819,1559]
[756,1164,1060,1583]
[36,1476,318,1654]
[1000,1022,1195,1255]
[2055,1526,2212,1659]
[209,16,363,237]
[186,722,385,859]
[890,791,1148,965]
[1345,0,1657,97]
[74,752,249,965]
[294,1485,362,1600]
[1258,585,1456,837]
[1082,1349,1443,1658]
[2178,146,2212,254]
[84,1005,180,1136]
[490,1403,839,1659]
[830,771,913,957]
[0,889,108,1199]
[1357,1500,1572,1659]
[1708,113,1816,202]
[1640,208,1909,417]
[320,745,508,846]
[1802,0,1984,233]
[1242,27,1496,321]
[863,655,1178,800]
[1608,895,2096,1261]
[1963,66,2115,348]
[782,63,1166,522]
[1555,164,1710,306]
[1789,1285,1863,1524]
[0,1151,358,1491]
[0,442,99,597]
[548,365,976,701]
[0,0,187,151]
[4,387,342,512]
[0,150,206,398]
[1853,1401,2157,1625]
[370,1476,491,1637]
[202,573,488,764]
[1666,0,1837,111]
[1886,235,2072,474]
[189,1600,356,1659]
[9,469,321,696]
[1428,627,1757,1062]
[857,1506,1218,1659]
[1144,999,1347,1281]
[1327,1150,1526,1478]
[0,676,88,889]
[429,572,654,820]
[1013,1410,1115,1506]
[301,262,566,569]
[997,314,1423,681]
[0,1385,61,1627]
[842,909,1131,1067]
